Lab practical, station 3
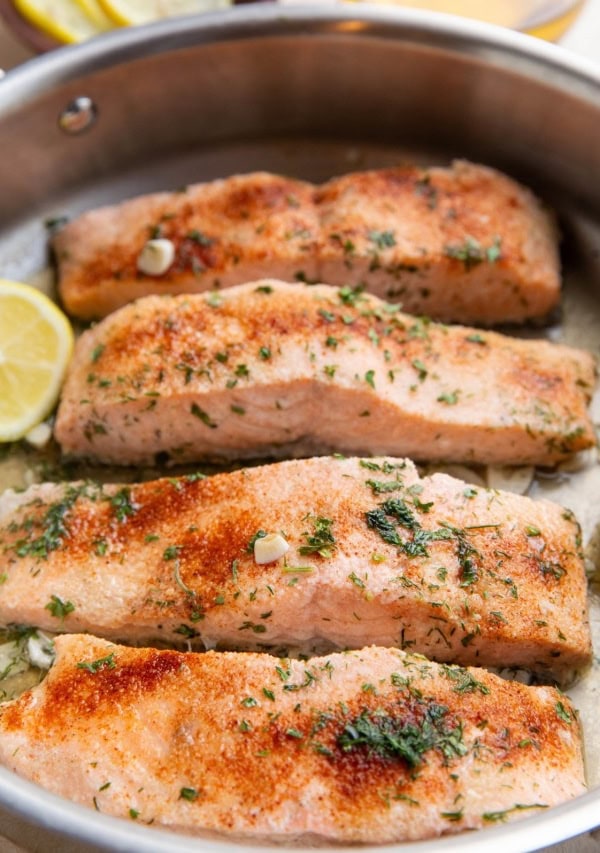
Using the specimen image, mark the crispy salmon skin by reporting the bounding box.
[53,281,596,467]
[53,161,560,323]
[0,457,591,682]
[0,637,584,842]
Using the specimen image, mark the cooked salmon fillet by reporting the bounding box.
[53,161,560,323]
[53,281,596,467]
[0,458,590,682]
[0,636,584,842]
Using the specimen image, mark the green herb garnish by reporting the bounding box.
[110,487,137,523]
[298,516,336,559]
[179,787,199,801]
[368,230,396,250]
[337,703,466,767]
[45,595,75,621]
[76,653,116,674]
[190,403,217,429]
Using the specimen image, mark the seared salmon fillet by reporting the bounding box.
[54,281,596,467]
[53,161,560,323]
[0,636,585,842]
[0,458,590,682]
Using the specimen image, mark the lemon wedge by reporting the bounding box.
[0,281,73,442]
[98,0,231,27]
[14,0,111,43]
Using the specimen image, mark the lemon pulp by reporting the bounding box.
[14,0,110,42]
[98,0,231,27]
[0,280,73,442]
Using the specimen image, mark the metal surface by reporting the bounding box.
[57,95,97,134]
[0,5,598,852]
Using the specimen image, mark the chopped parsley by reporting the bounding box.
[109,487,137,523]
[444,236,502,271]
[441,665,490,695]
[298,516,336,559]
[45,595,75,621]
[555,701,573,724]
[14,484,87,560]
[286,727,304,739]
[365,479,404,495]
[163,545,181,561]
[174,624,199,639]
[411,359,428,381]
[368,230,396,250]
[365,508,402,547]
[456,533,480,587]
[338,285,365,306]
[76,653,116,674]
[483,803,547,822]
[190,403,217,429]
[437,391,459,405]
[187,229,213,247]
[380,498,419,530]
[337,703,466,767]
[90,343,105,363]
[179,787,199,801]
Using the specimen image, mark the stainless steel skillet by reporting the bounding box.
[0,5,599,851]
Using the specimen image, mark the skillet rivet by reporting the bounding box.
[58,96,97,134]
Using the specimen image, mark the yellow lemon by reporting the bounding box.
[98,0,231,27]
[14,0,111,44]
[0,280,73,442]
[73,0,115,30]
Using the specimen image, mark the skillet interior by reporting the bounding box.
[0,6,598,851]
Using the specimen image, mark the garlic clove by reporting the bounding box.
[254,532,290,565]
[26,631,55,670]
[137,239,175,276]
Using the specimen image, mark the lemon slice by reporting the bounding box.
[0,281,73,442]
[73,0,115,29]
[98,0,231,27]
[14,0,110,43]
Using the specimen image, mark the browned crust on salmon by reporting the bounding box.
[0,637,584,842]
[53,161,560,324]
[53,281,596,467]
[0,458,591,682]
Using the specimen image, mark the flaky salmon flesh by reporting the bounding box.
[53,160,560,324]
[0,458,590,682]
[0,636,584,842]
[54,281,596,467]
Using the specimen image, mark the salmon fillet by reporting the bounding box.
[0,457,590,682]
[0,636,584,842]
[53,161,560,323]
[53,281,596,467]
